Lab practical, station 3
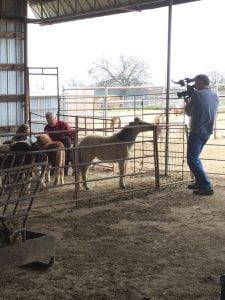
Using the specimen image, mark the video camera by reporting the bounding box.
[172,78,195,99]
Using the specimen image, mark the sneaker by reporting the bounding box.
[193,189,214,196]
[188,183,199,190]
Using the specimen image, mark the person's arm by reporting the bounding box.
[184,97,192,116]
[61,121,74,141]
[184,90,198,116]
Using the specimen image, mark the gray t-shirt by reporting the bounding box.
[185,88,219,134]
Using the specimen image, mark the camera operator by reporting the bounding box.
[184,74,219,195]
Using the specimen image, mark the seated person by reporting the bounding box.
[13,124,30,142]
[44,112,74,175]
[4,124,36,145]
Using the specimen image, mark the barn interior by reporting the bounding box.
[0,0,206,193]
[2,1,225,299]
[0,0,200,127]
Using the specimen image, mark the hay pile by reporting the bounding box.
[0,216,22,248]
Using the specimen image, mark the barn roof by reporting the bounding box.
[28,0,200,25]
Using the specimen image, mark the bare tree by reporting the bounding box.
[88,55,151,86]
[207,70,225,86]
[64,77,85,88]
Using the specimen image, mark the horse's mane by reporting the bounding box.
[116,125,137,142]
[37,134,52,148]
[38,134,52,142]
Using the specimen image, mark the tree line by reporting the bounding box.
[63,55,225,88]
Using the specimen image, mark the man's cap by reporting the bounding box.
[193,74,210,85]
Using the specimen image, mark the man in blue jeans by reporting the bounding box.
[185,74,219,195]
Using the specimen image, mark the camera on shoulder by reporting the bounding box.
[172,78,195,99]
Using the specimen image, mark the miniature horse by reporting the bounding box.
[153,113,165,140]
[78,117,154,190]
[36,134,65,185]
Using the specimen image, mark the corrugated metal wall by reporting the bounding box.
[0,20,24,126]
[0,0,25,128]
[0,0,25,19]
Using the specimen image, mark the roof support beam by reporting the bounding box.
[27,0,200,25]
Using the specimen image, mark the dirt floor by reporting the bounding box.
[1,133,225,300]
[1,174,225,300]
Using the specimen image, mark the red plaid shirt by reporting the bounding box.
[44,120,74,142]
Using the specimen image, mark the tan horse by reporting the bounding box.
[78,117,154,190]
[153,113,165,140]
[170,105,184,116]
[36,134,65,185]
[109,116,121,129]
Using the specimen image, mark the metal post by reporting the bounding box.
[74,117,80,199]
[56,67,60,117]
[153,126,160,188]
[165,0,173,176]
[24,0,29,123]
[103,87,108,135]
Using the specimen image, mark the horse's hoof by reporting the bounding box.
[85,186,90,190]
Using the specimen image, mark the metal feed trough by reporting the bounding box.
[0,151,55,269]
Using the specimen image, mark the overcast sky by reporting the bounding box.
[28,0,225,89]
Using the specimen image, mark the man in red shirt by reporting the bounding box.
[44,112,74,175]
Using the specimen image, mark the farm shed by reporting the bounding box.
[0,0,200,130]
[3,2,225,299]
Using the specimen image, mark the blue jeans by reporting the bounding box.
[187,133,212,191]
